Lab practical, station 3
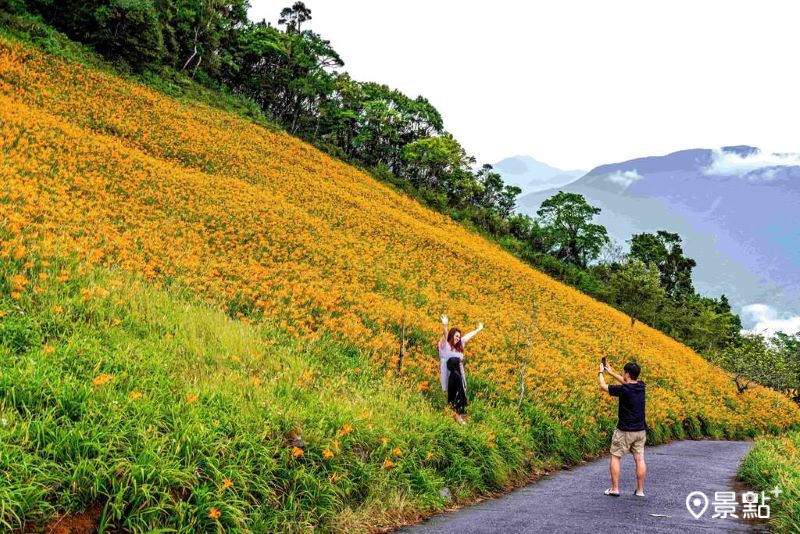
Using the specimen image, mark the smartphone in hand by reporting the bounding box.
[601,356,607,370]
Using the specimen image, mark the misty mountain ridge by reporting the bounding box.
[492,155,585,194]
[518,146,800,334]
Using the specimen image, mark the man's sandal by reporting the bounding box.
[604,488,620,497]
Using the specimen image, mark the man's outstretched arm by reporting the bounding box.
[605,364,625,384]
[598,364,610,392]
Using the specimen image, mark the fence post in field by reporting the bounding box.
[397,320,406,375]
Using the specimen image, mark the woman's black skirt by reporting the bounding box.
[446,356,467,414]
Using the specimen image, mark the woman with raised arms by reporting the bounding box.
[438,314,484,424]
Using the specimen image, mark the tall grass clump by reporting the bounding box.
[739,431,800,533]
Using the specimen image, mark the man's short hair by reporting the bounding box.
[624,361,641,380]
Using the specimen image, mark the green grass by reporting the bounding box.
[739,430,800,533]
[0,251,595,532]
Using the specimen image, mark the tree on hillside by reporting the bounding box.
[319,79,444,172]
[222,20,285,88]
[401,134,476,193]
[281,29,343,133]
[774,332,800,400]
[475,164,521,218]
[278,1,312,33]
[167,0,249,77]
[712,333,795,394]
[536,191,609,269]
[605,258,665,328]
[652,295,740,355]
[225,19,342,135]
[26,0,167,70]
[775,332,800,365]
[630,230,696,300]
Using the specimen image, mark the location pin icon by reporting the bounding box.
[686,491,709,519]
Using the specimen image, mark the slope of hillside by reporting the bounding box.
[1,37,799,530]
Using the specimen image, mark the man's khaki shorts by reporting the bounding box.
[610,428,646,457]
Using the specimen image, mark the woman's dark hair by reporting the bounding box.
[447,327,463,353]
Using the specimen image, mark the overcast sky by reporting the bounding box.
[248,0,800,171]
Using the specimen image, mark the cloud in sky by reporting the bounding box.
[607,169,643,188]
[705,148,800,178]
[742,303,800,337]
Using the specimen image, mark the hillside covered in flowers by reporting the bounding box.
[1,36,798,531]
[1,36,798,437]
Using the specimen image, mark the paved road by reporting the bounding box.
[401,440,769,533]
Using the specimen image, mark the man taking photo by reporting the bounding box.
[598,360,647,497]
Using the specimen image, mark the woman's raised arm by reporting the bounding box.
[439,314,449,346]
[461,322,484,345]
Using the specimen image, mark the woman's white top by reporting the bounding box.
[438,339,467,392]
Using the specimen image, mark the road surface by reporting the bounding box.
[401,440,768,533]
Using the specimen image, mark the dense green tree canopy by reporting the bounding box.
[604,258,665,328]
[630,230,696,300]
[475,165,521,219]
[536,191,609,269]
[712,333,800,394]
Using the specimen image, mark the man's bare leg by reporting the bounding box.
[633,453,646,493]
[609,454,621,493]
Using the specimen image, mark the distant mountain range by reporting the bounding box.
[492,155,585,195]
[516,146,800,333]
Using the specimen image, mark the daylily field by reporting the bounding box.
[1,37,798,531]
